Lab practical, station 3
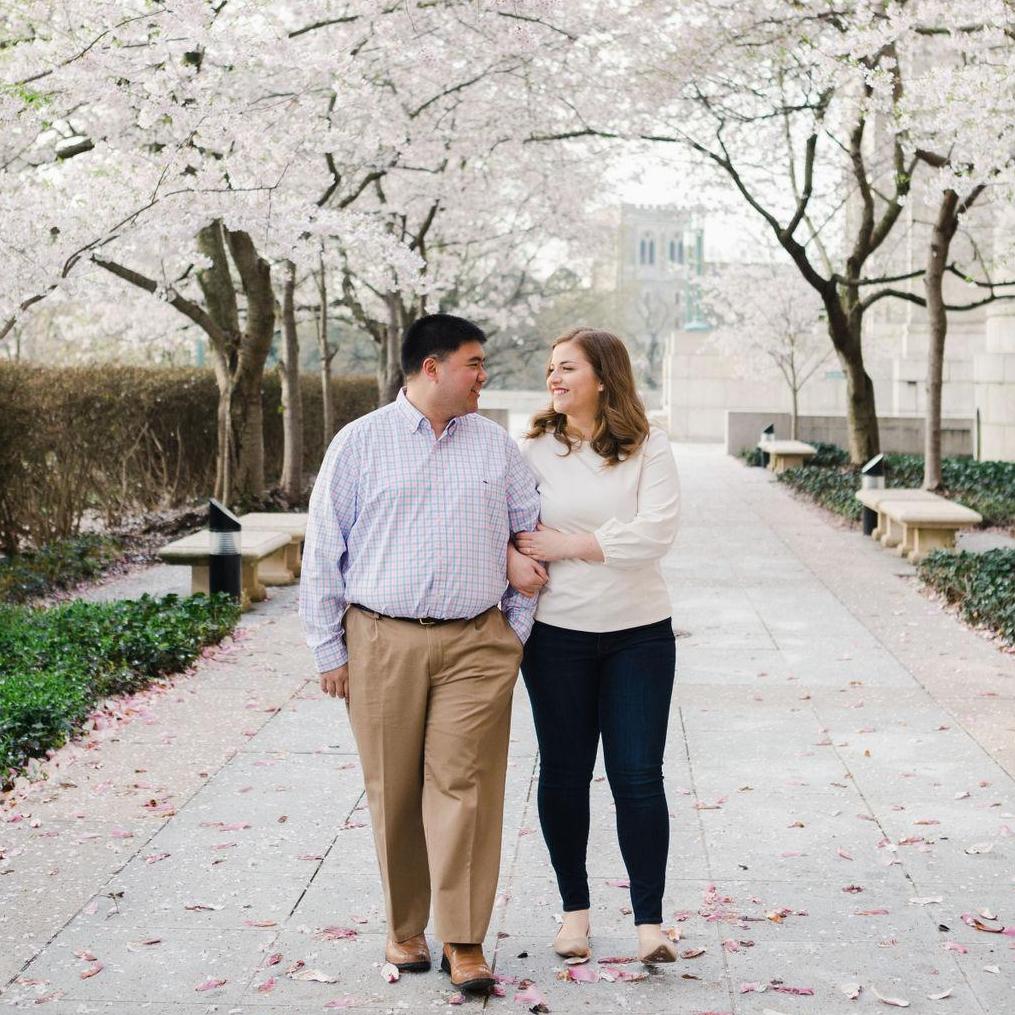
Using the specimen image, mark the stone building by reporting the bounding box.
[657,192,1015,461]
[610,203,707,402]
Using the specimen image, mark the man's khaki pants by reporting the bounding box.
[344,604,523,944]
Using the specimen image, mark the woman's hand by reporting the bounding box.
[507,541,548,597]
[516,523,606,564]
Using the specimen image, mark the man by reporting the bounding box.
[299,313,540,993]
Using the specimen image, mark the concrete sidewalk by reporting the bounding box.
[2,443,1013,1013]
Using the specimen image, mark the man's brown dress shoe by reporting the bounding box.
[385,933,431,972]
[439,943,495,993]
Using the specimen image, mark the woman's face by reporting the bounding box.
[547,340,601,420]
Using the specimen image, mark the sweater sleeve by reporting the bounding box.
[593,429,680,569]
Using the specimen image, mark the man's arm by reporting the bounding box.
[298,425,360,675]
[500,437,542,644]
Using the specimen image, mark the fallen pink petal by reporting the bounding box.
[514,983,547,1005]
[565,964,599,983]
[194,977,227,992]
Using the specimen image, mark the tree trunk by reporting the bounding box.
[93,220,275,507]
[379,292,404,405]
[790,385,799,440]
[842,356,879,463]
[198,224,275,503]
[232,364,266,498]
[224,229,275,501]
[315,263,336,445]
[821,287,880,463]
[923,191,960,491]
[211,357,235,504]
[279,260,303,501]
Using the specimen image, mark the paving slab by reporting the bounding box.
[3,444,1015,1012]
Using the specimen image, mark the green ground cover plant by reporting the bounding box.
[0,534,122,604]
[918,549,1015,647]
[774,451,1015,528]
[0,593,239,788]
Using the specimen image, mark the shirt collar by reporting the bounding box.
[395,388,463,437]
[395,388,427,433]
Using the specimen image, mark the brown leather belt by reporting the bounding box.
[352,604,461,626]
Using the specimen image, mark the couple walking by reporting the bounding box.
[299,313,680,993]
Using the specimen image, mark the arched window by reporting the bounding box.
[639,238,648,264]
[669,237,683,264]
[647,238,655,265]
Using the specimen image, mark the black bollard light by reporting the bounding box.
[759,422,775,467]
[860,454,885,537]
[209,498,242,601]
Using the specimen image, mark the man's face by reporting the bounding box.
[433,340,487,415]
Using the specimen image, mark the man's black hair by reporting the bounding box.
[401,313,486,376]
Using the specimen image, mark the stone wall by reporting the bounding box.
[724,411,974,458]
[975,302,1015,461]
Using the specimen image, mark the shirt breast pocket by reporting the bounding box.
[476,476,507,530]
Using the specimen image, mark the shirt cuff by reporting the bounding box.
[313,639,349,672]
[592,526,612,566]
[503,603,535,646]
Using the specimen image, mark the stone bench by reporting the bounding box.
[757,439,817,473]
[854,488,945,544]
[238,512,308,581]
[880,500,982,563]
[157,529,292,610]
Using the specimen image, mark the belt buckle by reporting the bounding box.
[418,617,438,626]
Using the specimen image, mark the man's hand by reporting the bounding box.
[507,541,548,597]
[320,664,349,701]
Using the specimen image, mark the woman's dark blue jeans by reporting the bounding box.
[521,617,676,925]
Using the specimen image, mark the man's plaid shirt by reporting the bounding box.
[299,389,541,671]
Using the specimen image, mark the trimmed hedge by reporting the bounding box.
[0,593,240,787]
[0,364,376,551]
[918,549,1015,646]
[777,463,866,521]
[776,451,1015,528]
[0,534,122,604]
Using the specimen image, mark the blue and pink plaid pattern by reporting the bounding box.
[299,390,541,671]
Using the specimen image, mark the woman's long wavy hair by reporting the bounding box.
[526,328,650,466]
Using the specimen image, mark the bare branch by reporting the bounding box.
[13,7,170,87]
[494,10,578,42]
[92,255,228,344]
[288,15,359,39]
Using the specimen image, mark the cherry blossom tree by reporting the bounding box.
[526,0,990,462]
[701,262,831,439]
[334,135,608,402]
[1,1,591,502]
[877,2,1015,488]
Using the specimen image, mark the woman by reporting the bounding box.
[508,327,680,965]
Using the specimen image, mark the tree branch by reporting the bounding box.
[92,255,228,345]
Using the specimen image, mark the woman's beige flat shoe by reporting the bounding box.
[637,929,677,964]
[553,920,591,960]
